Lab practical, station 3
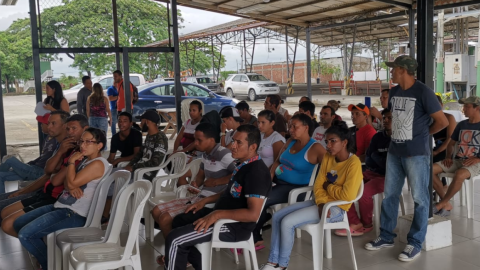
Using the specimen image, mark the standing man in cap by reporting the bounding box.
[125,110,168,181]
[431,96,480,216]
[348,103,377,162]
[365,55,448,262]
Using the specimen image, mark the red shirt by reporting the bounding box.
[43,150,81,199]
[355,124,377,157]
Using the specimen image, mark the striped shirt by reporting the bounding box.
[200,144,235,194]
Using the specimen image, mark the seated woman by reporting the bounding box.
[253,114,326,247]
[172,100,203,155]
[236,101,258,126]
[259,121,363,270]
[12,128,110,270]
[257,110,285,168]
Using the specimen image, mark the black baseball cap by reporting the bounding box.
[135,109,160,124]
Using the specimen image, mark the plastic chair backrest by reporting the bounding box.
[104,180,152,259]
[187,158,203,183]
[154,152,187,192]
[83,164,113,227]
[305,164,319,200]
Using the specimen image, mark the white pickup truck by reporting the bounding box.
[63,74,146,113]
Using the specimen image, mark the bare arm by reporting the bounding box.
[86,97,91,118]
[444,139,457,160]
[50,165,68,186]
[110,147,140,166]
[65,158,104,190]
[105,97,112,124]
[434,114,457,155]
[203,173,232,187]
[14,174,50,196]
[271,140,284,167]
[430,111,449,135]
[308,143,326,164]
[108,95,118,101]
[173,126,185,151]
[60,99,70,112]
[369,107,382,120]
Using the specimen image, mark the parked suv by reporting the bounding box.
[63,74,146,113]
[224,73,279,101]
[185,76,221,93]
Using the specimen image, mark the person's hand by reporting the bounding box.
[203,178,217,187]
[43,104,55,111]
[317,204,325,219]
[463,157,480,167]
[442,158,453,168]
[8,191,21,199]
[221,123,227,133]
[124,165,133,172]
[68,152,84,164]
[326,209,331,218]
[370,106,380,116]
[59,137,77,154]
[108,119,112,127]
[187,181,201,194]
[70,188,84,199]
[323,181,331,190]
[193,211,219,234]
[185,199,206,214]
[433,150,439,156]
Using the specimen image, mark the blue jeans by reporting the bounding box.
[0,157,44,193]
[111,110,117,135]
[14,205,86,270]
[380,153,430,249]
[268,200,344,267]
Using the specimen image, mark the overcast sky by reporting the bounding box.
[0,0,344,78]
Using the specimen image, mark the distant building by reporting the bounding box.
[241,56,372,84]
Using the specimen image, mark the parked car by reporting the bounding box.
[63,74,146,113]
[154,77,174,82]
[185,76,222,94]
[223,73,279,101]
[133,82,238,118]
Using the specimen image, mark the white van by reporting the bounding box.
[64,74,145,113]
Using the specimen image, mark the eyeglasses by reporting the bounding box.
[79,139,99,146]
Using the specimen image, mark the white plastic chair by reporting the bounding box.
[50,170,130,270]
[440,172,478,218]
[45,164,113,270]
[373,192,406,236]
[143,153,188,241]
[294,182,364,270]
[69,180,152,270]
[195,200,267,270]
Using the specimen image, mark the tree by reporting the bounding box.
[58,74,80,88]
[311,59,342,81]
[219,70,236,82]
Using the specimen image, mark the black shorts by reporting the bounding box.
[21,190,57,213]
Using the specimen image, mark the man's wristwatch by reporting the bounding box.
[220,132,226,137]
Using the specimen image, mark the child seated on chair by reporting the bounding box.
[433,97,480,217]
[259,121,362,270]
[164,125,271,270]
[335,109,392,237]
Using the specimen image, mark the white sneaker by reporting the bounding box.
[398,244,421,262]
[259,263,278,270]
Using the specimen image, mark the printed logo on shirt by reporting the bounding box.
[456,129,480,159]
[378,148,389,153]
[230,181,242,198]
[390,96,416,143]
[327,170,338,183]
[314,132,325,142]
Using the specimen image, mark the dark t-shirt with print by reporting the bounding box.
[214,159,271,239]
[451,119,480,159]
[388,81,442,157]
[110,128,143,157]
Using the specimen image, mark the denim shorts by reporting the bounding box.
[326,206,345,223]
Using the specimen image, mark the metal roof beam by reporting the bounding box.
[284,0,372,20]
[310,11,406,31]
[433,0,480,10]
[260,0,328,15]
[155,0,309,27]
[214,0,234,6]
[309,5,396,24]
[371,0,411,9]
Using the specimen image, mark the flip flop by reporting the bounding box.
[359,226,373,233]
[255,245,265,251]
[334,228,364,237]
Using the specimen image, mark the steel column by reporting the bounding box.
[171,0,183,129]
[409,7,416,58]
[417,0,435,219]
[436,11,445,93]
[29,0,44,151]
[112,0,121,70]
[0,63,7,159]
[306,27,312,99]
[122,48,132,114]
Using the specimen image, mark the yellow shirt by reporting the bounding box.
[313,152,363,211]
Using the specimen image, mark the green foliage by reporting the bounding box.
[311,59,342,80]
[58,74,80,88]
[219,70,236,82]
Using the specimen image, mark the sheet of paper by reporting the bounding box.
[35,102,51,116]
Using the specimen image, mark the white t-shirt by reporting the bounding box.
[312,125,327,148]
[259,131,286,168]
[183,119,200,135]
[225,130,236,146]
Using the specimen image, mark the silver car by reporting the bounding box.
[185,76,222,93]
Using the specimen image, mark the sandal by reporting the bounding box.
[334,227,364,237]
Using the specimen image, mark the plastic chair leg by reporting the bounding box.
[47,233,55,270]
[234,248,239,264]
[249,246,260,270]
[324,229,332,259]
[461,183,467,206]
[466,179,474,219]
[345,227,358,270]
[296,228,302,238]
[373,193,381,236]
[310,228,323,270]
[244,248,252,270]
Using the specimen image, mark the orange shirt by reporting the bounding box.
[116,79,134,112]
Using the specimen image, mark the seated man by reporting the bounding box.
[220,107,243,150]
[164,125,271,270]
[236,101,257,127]
[0,113,61,193]
[433,97,480,216]
[336,109,392,237]
[152,123,235,261]
[0,114,88,236]
[125,110,168,180]
[312,105,335,148]
[298,100,319,128]
[348,103,377,162]
[108,112,142,167]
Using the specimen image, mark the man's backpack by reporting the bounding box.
[132,84,139,104]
